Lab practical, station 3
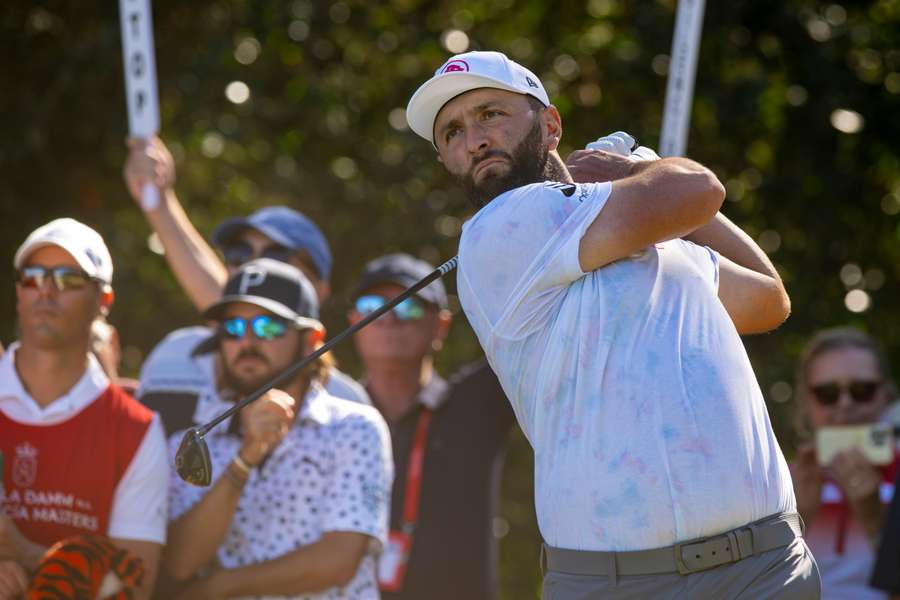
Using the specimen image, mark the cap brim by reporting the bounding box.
[211,218,294,250]
[202,295,323,331]
[14,240,108,284]
[406,73,534,143]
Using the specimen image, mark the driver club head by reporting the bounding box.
[175,428,213,487]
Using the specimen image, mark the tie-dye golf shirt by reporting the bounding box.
[457,180,795,552]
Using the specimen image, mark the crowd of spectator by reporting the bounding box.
[0,132,898,599]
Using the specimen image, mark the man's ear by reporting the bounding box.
[99,286,115,317]
[542,105,563,151]
[431,309,453,352]
[305,327,326,351]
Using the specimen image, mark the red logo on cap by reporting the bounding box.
[440,60,469,74]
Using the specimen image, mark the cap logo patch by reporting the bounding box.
[84,248,101,267]
[238,267,266,294]
[526,76,539,89]
[440,60,469,74]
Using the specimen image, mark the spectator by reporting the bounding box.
[164,258,392,598]
[349,253,515,600]
[791,327,898,599]
[91,316,140,395]
[0,218,168,599]
[123,137,368,437]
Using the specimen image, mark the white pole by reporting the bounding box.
[659,0,706,158]
[119,0,161,210]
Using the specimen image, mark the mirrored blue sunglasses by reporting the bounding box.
[354,294,425,321]
[220,315,290,340]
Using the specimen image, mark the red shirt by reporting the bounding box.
[0,384,153,546]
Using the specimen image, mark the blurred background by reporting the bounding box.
[2,0,899,596]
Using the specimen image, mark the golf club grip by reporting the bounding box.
[198,255,460,436]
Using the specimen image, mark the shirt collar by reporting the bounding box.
[0,342,110,425]
[296,383,331,425]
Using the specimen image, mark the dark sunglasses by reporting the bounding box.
[355,294,425,321]
[220,315,290,341]
[16,266,99,292]
[810,380,882,406]
[222,241,293,268]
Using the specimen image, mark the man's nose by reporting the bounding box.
[465,122,490,154]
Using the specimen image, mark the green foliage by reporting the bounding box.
[2,1,899,597]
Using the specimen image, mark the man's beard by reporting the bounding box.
[219,345,310,397]
[458,117,568,209]
[220,347,275,395]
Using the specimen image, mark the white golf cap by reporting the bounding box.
[406,51,550,143]
[14,218,114,285]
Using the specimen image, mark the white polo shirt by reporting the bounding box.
[457,181,795,552]
[0,343,168,543]
[168,384,393,599]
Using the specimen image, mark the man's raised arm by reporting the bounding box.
[123,136,228,311]
[573,152,725,272]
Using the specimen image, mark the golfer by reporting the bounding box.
[406,51,820,598]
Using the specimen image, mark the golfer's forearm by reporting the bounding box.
[213,537,363,596]
[144,189,227,311]
[165,478,241,580]
[684,213,780,281]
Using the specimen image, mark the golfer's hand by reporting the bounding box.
[791,444,823,526]
[566,149,637,184]
[123,135,176,205]
[239,389,296,465]
[585,131,636,155]
[585,131,661,161]
[0,560,27,600]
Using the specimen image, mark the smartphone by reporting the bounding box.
[816,423,895,466]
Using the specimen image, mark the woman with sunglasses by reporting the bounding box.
[791,327,898,599]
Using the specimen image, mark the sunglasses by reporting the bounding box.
[810,380,882,406]
[220,315,290,341]
[16,266,99,292]
[355,294,425,321]
[222,241,293,268]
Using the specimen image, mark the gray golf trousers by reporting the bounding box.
[541,537,821,600]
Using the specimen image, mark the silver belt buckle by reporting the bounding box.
[674,531,740,575]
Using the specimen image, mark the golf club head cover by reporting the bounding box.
[27,534,144,599]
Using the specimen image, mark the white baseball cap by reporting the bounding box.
[14,218,114,285]
[406,51,550,143]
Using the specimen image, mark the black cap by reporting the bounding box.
[202,258,323,330]
[352,253,447,309]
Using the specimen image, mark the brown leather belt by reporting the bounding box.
[543,512,803,577]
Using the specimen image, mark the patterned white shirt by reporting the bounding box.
[457,181,795,552]
[168,384,392,599]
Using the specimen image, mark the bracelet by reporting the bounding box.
[232,453,255,476]
[222,466,247,490]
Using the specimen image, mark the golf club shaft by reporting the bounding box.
[659,0,706,158]
[197,255,460,436]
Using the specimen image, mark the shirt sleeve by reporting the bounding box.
[458,181,612,339]
[671,239,720,292]
[320,409,393,550]
[107,414,168,543]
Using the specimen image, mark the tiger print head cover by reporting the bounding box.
[27,534,144,600]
